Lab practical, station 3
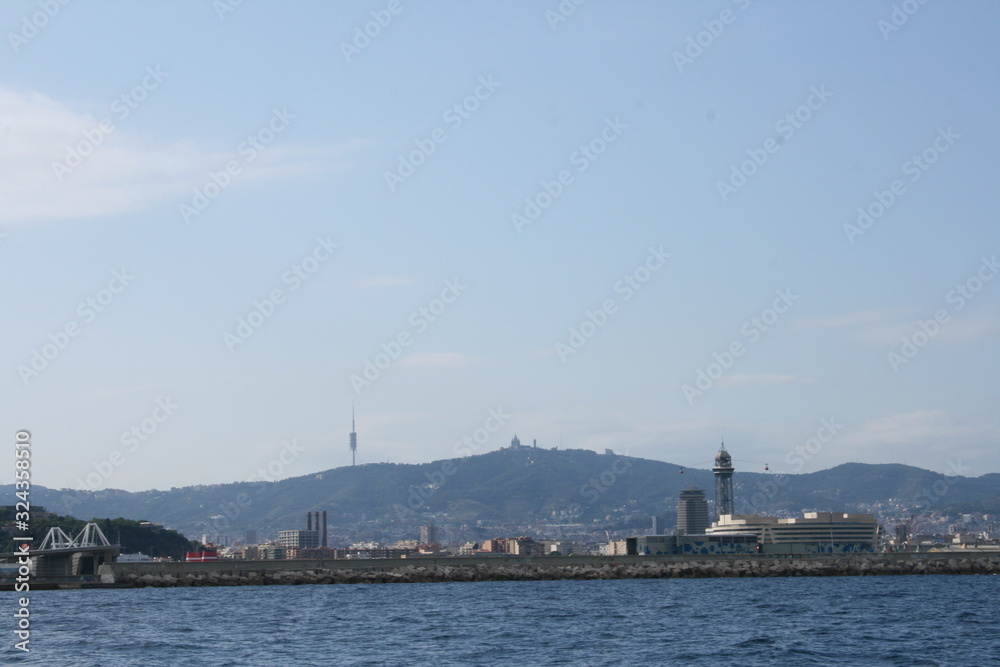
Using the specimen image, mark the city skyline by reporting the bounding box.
[2,1,998,492]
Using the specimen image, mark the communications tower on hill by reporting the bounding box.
[712,442,734,520]
[349,405,358,466]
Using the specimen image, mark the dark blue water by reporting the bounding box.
[2,575,998,665]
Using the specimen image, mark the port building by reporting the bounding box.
[626,445,880,556]
[707,511,879,553]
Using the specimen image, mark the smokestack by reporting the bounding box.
[322,511,328,547]
[307,511,312,531]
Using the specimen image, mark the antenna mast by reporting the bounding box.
[349,403,358,466]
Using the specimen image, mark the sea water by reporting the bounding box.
[3,574,997,665]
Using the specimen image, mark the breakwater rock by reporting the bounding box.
[103,553,1000,588]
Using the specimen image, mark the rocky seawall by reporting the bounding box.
[101,553,1000,588]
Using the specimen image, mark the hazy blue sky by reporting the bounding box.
[2,1,998,492]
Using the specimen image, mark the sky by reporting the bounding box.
[1,1,998,493]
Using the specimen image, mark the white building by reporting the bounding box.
[540,540,588,555]
[116,553,153,563]
[708,511,879,548]
[278,529,319,548]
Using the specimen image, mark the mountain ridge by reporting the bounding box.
[7,448,997,541]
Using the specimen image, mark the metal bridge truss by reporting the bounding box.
[37,523,112,551]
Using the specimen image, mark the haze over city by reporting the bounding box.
[2,1,998,492]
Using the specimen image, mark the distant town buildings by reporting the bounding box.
[620,443,881,556]
[420,523,440,546]
[540,540,586,555]
[279,511,328,550]
[605,540,629,556]
[278,530,319,549]
[479,536,544,557]
[263,545,286,560]
[193,442,999,564]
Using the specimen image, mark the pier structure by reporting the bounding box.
[1,523,120,579]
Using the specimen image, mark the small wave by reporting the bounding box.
[736,636,777,647]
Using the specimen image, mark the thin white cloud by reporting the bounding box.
[352,275,418,289]
[717,373,805,388]
[828,410,1000,474]
[397,352,474,368]
[794,309,899,330]
[0,86,344,224]
[794,306,1000,346]
[936,305,1000,342]
[840,410,975,446]
[794,308,910,345]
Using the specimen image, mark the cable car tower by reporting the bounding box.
[712,441,735,520]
